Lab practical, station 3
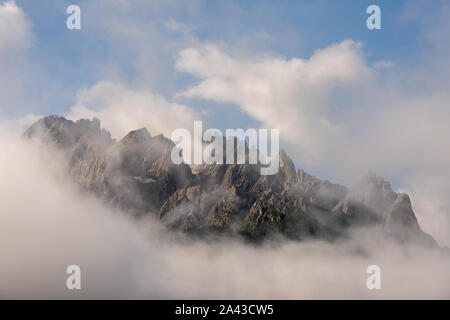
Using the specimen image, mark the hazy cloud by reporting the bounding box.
[0,128,448,299]
[67,81,199,139]
[176,40,372,163]
[0,0,36,115]
[0,0,31,52]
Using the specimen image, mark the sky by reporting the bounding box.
[1,0,439,118]
[1,0,450,246]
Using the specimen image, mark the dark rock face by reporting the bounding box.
[23,116,437,245]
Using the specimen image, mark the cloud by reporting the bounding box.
[0,113,43,135]
[176,40,372,160]
[0,127,449,299]
[0,0,35,115]
[0,0,57,119]
[67,81,199,139]
[0,0,31,52]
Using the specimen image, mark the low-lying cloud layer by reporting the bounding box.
[0,127,449,299]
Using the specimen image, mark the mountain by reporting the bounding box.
[23,115,437,246]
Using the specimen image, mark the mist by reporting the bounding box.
[0,126,449,299]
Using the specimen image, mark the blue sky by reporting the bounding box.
[6,0,440,117]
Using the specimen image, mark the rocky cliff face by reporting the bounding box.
[23,116,437,246]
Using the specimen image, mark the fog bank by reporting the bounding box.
[0,130,449,299]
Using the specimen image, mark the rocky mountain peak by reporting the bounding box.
[22,116,438,247]
[385,193,419,229]
[384,193,436,246]
[119,128,152,145]
[349,172,398,217]
[23,115,114,148]
[279,150,296,183]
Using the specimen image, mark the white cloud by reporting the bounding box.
[175,40,373,166]
[0,113,43,135]
[0,0,31,52]
[67,81,199,140]
[176,40,371,152]
[0,0,37,116]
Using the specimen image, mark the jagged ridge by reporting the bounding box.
[23,116,437,246]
